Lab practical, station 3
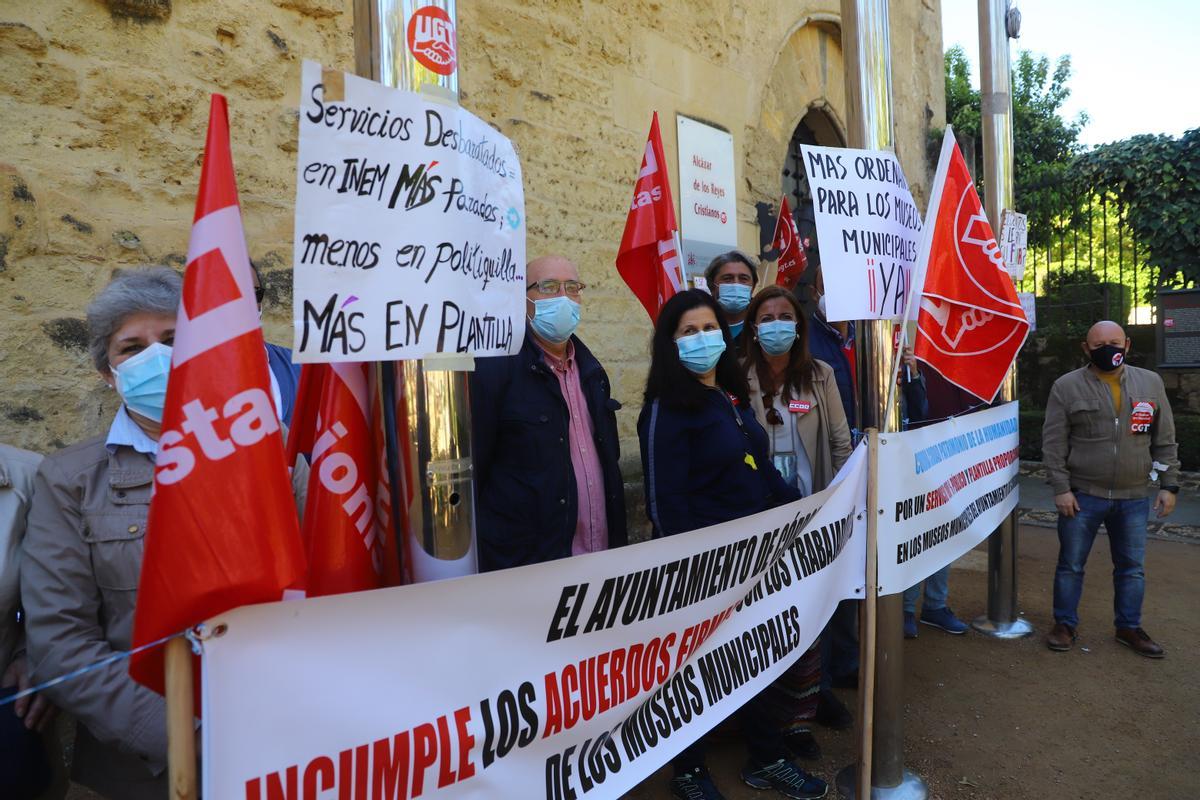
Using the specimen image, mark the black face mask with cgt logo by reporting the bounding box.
[1089,344,1126,372]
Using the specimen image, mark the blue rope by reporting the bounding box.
[0,630,183,708]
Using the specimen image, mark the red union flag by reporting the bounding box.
[287,363,400,596]
[130,96,306,694]
[616,112,684,322]
[772,196,808,290]
[912,129,1028,402]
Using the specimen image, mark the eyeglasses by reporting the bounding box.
[253,286,265,304]
[527,279,586,298]
[766,407,784,426]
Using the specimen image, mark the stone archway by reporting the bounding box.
[742,14,848,279]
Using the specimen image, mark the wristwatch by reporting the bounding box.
[1163,485,1180,495]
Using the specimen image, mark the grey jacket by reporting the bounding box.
[1041,365,1180,499]
[21,436,169,799]
[1,443,42,673]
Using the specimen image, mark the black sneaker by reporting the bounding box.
[741,758,829,799]
[785,729,821,761]
[814,688,853,730]
[670,766,726,800]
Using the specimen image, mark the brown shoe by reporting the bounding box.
[1046,622,1076,651]
[1115,627,1165,658]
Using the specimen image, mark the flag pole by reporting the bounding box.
[164,636,197,800]
[880,126,956,434]
[856,428,881,800]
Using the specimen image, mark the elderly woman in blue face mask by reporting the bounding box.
[21,266,180,800]
[703,251,758,344]
[637,290,827,800]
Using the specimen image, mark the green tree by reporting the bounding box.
[1072,129,1200,290]
[942,46,1087,248]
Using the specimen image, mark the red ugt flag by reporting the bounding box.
[772,196,808,290]
[912,129,1029,402]
[287,363,400,596]
[130,96,306,694]
[616,112,684,323]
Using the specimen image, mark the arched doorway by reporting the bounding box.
[755,107,845,302]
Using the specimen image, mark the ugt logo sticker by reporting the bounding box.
[407,6,457,76]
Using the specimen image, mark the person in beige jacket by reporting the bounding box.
[1041,320,1179,658]
[22,267,309,800]
[740,285,852,765]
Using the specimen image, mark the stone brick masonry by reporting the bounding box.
[0,1,943,536]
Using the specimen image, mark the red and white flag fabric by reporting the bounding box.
[616,112,684,323]
[286,363,400,596]
[130,95,306,694]
[911,128,1029,402]
[772,196,808,290]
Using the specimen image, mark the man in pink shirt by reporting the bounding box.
[471,256,627,571]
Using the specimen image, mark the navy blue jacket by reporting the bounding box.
[265,342,301,426]
[638,388,802,537]
[808,316,856,429]
[471,331,627,571]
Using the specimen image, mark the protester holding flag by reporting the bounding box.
[20,267,182,799]
[739,285,852,763]
[638,289,826,800]
[703,251,759,344]
[471,255,627,572]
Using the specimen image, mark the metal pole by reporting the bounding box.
[835,1,926,797]
[972,0,1033,639]
[356,0,479,583]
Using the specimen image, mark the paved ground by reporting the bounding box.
[628,527,1199,800]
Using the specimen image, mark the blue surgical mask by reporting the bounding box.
[728,321,745,339]
[111,342,172,423]
[676,329,726,375]
[757,320,798,356]
[529,296,580,344]
[717,283,752,313]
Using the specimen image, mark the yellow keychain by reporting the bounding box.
[744,453,758,470]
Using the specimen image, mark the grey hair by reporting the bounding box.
[86,266,183,373]
[704,250,760,288]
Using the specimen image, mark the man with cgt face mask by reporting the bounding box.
[1041,320,1179,658]
[470,255,627,572]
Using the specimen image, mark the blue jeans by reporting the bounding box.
[902,564,950,614]
[1053,493,1148,629]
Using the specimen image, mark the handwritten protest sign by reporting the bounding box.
[999,210,1028,281]
[292,60,526,362]
[800,144,921,322]
[1017,291,1037,331]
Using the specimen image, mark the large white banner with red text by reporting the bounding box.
[201,447,868,799]
[876,403,1020,595]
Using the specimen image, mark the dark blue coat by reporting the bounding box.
[471,332,627,571]
[808,316,856,430]
[638,388,802,537]
[265,342,301,426]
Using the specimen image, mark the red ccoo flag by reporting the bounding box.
[772,196,808,290]
[130,96,306,695]
[616,112,684,322]
[286,363,400,596]
[911,128,1029,402]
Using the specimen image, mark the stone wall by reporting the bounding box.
[0,1,945,501]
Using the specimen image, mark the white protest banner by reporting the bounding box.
[800,144,922,322]
[999,210,1028,281]
[876,403,1020,595]
[202,446,868,800]
[677,115,738,285]
[293,60,525,363]
[1017,291,1037,332]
